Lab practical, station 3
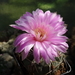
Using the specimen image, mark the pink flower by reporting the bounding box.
[10,9,68,64]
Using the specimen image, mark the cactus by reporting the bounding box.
[13,48,71,75]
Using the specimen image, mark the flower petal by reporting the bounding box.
[23,12,33,18]
[52,43,68,53]
[42,41,55,60]
[44,11,51,24]
[22,42,34,60]
[33,42,40,63]
[34,42,50,63]
[14,33,31,47]
[15,38,35,53]
[32,9,44,26]
[10,24,29,32]
[50,36,68,44]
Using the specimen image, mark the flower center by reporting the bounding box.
[34,28,46,41]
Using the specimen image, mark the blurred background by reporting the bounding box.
[0,0,75,75]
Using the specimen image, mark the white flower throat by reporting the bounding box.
[34,28,47,41]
